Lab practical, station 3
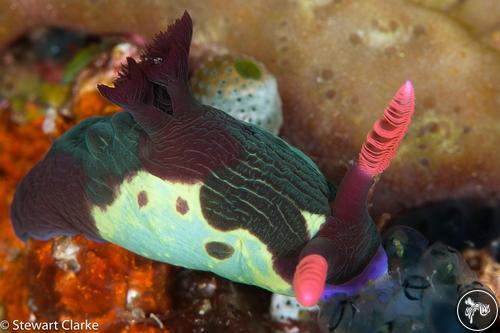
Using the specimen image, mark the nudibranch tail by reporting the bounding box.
[293,81,415,306]
[358,80,415,176]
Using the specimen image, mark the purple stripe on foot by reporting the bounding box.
[321,245,388,299]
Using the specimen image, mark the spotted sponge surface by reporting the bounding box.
[192,55,283,134]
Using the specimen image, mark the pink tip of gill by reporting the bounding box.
[293,254,328,307]
[358,80,415,176]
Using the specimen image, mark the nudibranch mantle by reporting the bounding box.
[11,12,415,305]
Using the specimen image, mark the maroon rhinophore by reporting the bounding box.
[293,81,415,306]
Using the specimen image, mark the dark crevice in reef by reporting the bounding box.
[6,27,101,63]
[163,268,274,333]
[384,198,500,254]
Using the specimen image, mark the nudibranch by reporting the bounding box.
[10,12,415,306]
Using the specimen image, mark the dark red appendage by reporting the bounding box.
[140,11,194,110]
[97,58,171,140]
[98,11,242,184]
[293,81,415,306]
[358,80,415,176]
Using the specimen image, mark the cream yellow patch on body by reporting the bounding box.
[301,210,327,237]
[92,170,327,295]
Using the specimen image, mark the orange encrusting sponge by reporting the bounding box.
[358,81,415,177]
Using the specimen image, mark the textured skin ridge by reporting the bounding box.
[201,111,333,256]
[138,106,241,183]
[318,214,380,283]
[358,81,415,176]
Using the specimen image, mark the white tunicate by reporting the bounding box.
[270,294,318,333]
[52,236,81,272]
[126,288,139,306]
[42,107,57,134]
